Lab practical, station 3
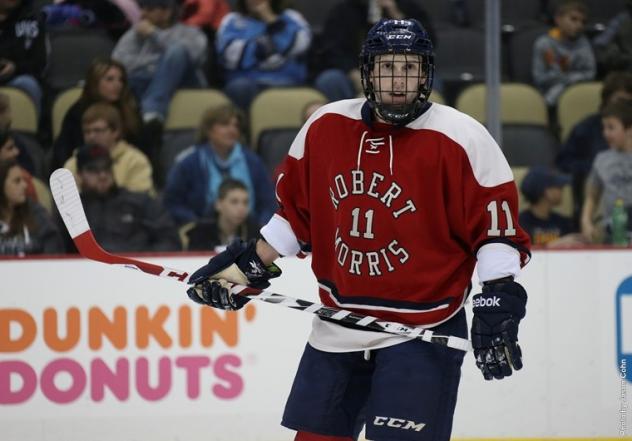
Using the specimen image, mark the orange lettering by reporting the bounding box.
[200,308,238,347]
[44,308,80,352]
[178,305,192,348]
[0,309,36,352]
[89,307,127,350]
[136,306,172,349]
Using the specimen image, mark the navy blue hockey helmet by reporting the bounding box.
[360,19,435,125]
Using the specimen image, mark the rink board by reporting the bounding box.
[0,250,630,440]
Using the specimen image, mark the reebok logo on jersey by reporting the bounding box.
[473,296,501,308]
[373,416,425,431]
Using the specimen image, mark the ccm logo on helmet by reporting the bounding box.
[473,296,501,308]
[386,34,412,39]
[373,416,426,431]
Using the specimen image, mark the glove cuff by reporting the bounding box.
[473,280,527,320]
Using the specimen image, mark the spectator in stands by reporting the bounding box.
[532,0,595,107]
[592,0,631,76]
[0,159,63,256]
[68,144,180,253]
[216,0,312,110]
[181,0,229,32]
[185,178,260,251]
[43,0,140,39]
[112,0,207,129]
[52,58,143,170]
[164,103,276,226]
[63,102,154,194]
[313,0,435,102]
[581,99,632,243]
[0,128,38,202]
[0,92,35,174]
[519,166,586,247]
[556,71,632,223]
[0,0,48,115]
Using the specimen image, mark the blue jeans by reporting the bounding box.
[7,74,42,116]
[128,44,207,119]
[223,77,265,111]
[314,68,356,102]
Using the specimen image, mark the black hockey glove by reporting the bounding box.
[471,277,527,380]
[186,239,282,311]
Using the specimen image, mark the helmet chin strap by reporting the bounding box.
[374,98,424,126]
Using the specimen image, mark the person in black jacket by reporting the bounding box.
[313,0,435,102]
[0,0,48,115]
[69,143,181,253]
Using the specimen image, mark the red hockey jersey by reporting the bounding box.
[262,99,531,327]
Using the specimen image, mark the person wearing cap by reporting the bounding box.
[63,102,154,194]
[69,144,181,253]
[112,0,207,126]
[519,166,586,247]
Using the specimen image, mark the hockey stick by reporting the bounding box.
[49,168,472,352]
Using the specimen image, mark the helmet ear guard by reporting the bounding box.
[360,19,435,125]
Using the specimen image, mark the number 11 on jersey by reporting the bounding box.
[486,200,517,237]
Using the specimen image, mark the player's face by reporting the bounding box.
[207,116,240,154]
[371,54,425,107]
[98,67,124,103]
[215,188,249,226]
[3,165,27,207]
[602,116,628,150]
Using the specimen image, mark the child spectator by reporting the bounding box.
[185,178,260,251]
[519,166,586,247]
[112,0,208,126]
[63,102,154,194]
[164,103,276,226]
[52,58,143,170]
[555,71,632,222]
[532,0,595,106]
[0,0,48,115]
[0,159,63,256]
[216,0,312,110]
[68,144,180,253]
[581,99,632,243]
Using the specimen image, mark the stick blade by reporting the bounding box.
[49,168,90,239]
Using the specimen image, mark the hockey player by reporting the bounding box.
[186,19,531,441]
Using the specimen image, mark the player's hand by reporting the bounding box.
[185,239,282,310]
[470,277,527,380]
[187,279,245,310]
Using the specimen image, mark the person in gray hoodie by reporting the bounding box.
[532,0,596,106]
[112,0,207,125]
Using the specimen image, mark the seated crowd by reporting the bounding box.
[0,0,631,256]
